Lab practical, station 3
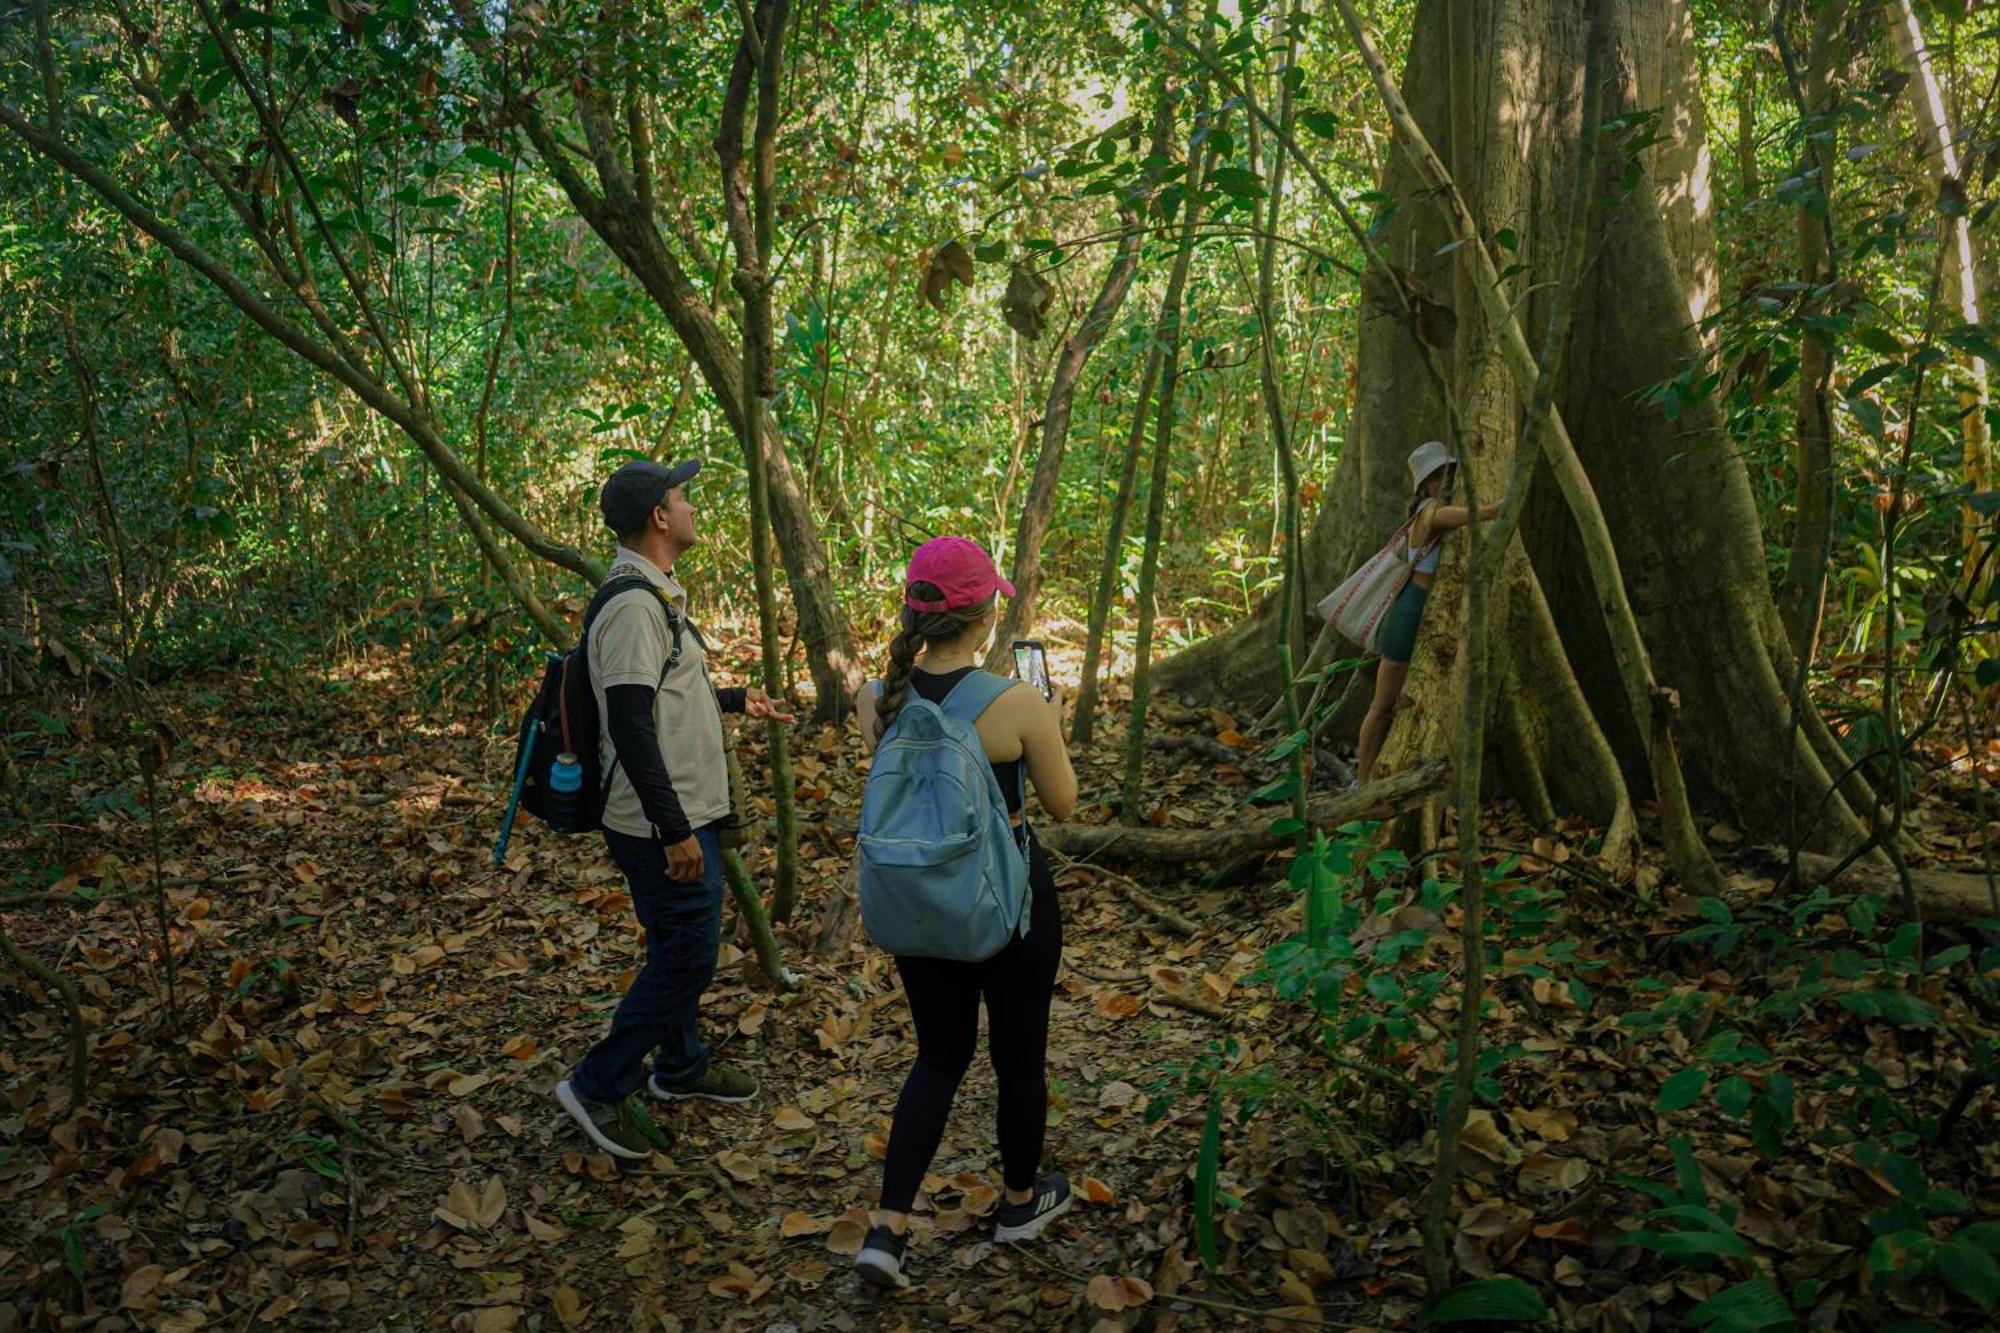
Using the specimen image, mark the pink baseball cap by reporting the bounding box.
[905,537,1015,612]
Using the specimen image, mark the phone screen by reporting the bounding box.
[1011,640,1052,701]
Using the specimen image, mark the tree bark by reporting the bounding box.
[1040,760,1449,862]
[1778,0,1844,661]
[1155,0,1872,859]
[718,0,801,919]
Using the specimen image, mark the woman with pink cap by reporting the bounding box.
[848,536,1079,1289]
[1353,442,1499,786]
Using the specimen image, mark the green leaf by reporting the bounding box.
[1838,988,1938,1028]
[1424,1277,1549,1325]
[1848,362,1901,396]
[1625,1227,1752,1260]
[1854,326,1904,356]
[462,144,511,170]
[1659,1067,1709,1113]
[1299,109,1339,139]
[1209,166,1267,200]
[1844,394,1886,440]
[1268,816,1305,837]
[1715,1075,1753,1120]
[1937,1237,2000,1311]
[1687,1277,1794,1331]
[1494,227,1519,252]
[1193,1085,1223,1274]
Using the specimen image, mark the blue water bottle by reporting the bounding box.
[548,751,584,831]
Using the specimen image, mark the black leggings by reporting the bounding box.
[879,834,1063,1213]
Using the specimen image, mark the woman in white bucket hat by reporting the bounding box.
[1353,441,1499,786]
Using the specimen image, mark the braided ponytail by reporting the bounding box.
[875,623,924,737]
[873,579,996,746]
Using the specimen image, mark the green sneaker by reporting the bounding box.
[648,1065,759,1105]
[556,1080,667,1159]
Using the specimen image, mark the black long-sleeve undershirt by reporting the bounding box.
[604,681,748,846]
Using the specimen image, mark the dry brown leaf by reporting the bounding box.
[454,1103,486,1144]
[1519,1152,1592,1195]
[773,1105,815,1131]
[524,1211,568,1243]
[549,1284,587,1326]
[473,1174,506,1227]
[471,1308,520,1333]
[448,1071,491,1098]
[1093,992,1142,1020]
[121,1264,165,1307]
[1457,1108,1519,1164]
[825,1217,867,1256]
[717,1149,760,1183]
[1081,1176,1116,1206]
[1084,1273,1154,1312]
[1511,1106,1578,1143]
[616,1216,658,1258]
[780,1211,831,1237]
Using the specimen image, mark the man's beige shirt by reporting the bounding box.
[587,548,730,839]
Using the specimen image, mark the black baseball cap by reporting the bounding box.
[600,458,700,533]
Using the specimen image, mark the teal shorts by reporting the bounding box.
[1379,580,1428,663]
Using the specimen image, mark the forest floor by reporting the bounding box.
[2,631,1998,1332]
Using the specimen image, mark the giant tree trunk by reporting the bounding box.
[1156,0,1871,853]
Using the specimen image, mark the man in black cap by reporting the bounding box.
[555,458,792,1160]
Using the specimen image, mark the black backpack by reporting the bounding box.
[511,574,685,835]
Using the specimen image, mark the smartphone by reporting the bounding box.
[1011,639,1052,701]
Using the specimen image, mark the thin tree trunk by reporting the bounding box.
[718,0,800,921]
[1884,0,1992,570]
[1246,0,1310,847]
[1073,344,1164,745]
[1778,0,1844,660]
[987,202,1150,658]
[1121,116,1215,824]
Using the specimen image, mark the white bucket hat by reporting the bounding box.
[1407,440,1456,492]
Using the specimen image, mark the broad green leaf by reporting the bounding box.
[1625,1227,1752,1260]
[1687,1277,1793,1332]
[1424,1277,1549,1325]
[1936,1237,2000,1310]
[1658,1066,1709,1113]
[1209,166,1266,200]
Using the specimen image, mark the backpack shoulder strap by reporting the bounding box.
[937,669,1016,723]
[582,574,654,634]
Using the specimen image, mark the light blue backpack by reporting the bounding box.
[858,670,1030,961]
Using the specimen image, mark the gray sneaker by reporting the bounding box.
[648,1065,759,1104]
[556,1080,662,1160]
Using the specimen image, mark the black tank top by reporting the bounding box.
[907,667,1025,816]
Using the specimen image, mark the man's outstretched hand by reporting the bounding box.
[743,688,795,723]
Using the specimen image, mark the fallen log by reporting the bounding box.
[1037,760,1450,862]
[1753,847,1999,925]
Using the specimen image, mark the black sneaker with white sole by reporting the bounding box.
[854,1223,910,1289]
[993,1172,1073,1242]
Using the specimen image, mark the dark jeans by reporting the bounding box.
[879,833,1063,1213]
[570,823,723,1104]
